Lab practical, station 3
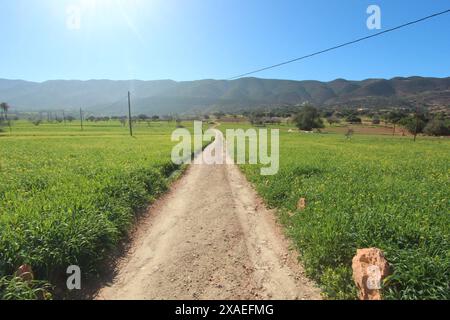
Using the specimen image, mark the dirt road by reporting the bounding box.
[95,130,320,300]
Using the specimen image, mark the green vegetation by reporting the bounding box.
[224,123,449,300]
[345,114,362,124]
[424,117,450,136]
[1,118,448,300]
[0,102,10,121]
[293,105,324,131]
[0,120,202,299]
[240,105,449,138]
[399,114,428,135]
[0,276,52,300]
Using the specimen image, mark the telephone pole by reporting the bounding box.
[128,91,133,137]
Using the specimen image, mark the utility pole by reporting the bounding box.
[128,91,133,137]
[80,108,84,131]
[62,110,66,124]
[414,106,419,142]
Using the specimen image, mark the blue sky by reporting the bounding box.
[0,0,449,82]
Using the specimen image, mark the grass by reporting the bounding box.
[1,119,448,299]
[0,120,204,299]
[221,122,450,300]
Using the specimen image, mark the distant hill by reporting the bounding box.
[1,76,449,115]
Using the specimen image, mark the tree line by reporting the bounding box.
[237,104,450,137]
[300,105,450,136]
[1,100,449,137]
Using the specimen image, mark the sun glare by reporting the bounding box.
[65,0,146,36]
[78,0,144,12]
[79,0,108,12]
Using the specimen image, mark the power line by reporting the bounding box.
[227,9,450,80]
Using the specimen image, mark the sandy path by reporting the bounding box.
[95,130,320,300]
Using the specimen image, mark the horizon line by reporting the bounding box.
[1,74,450,84]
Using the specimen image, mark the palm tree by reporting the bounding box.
[0,102,10,121]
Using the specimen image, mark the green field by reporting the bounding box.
[1,120,449,300]
[222,123,450,300]
[0,120,202,299]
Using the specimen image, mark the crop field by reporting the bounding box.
[1,119,449,300]
[222,123,450,300]
[0,120,202,299]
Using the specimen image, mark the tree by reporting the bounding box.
[249,115,265,126]
[294,105,324,131]
[386,110,405,135]
[152,115,160,121]
[327,115,341,126]
[137,114,149,121]
[0,102,10,121]
[346,114,362,124]
[423,118,450,136]
[372,115,381,125]
[399,115,427,135]
[213,111,225,120]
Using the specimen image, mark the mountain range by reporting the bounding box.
[1,76,449,116]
